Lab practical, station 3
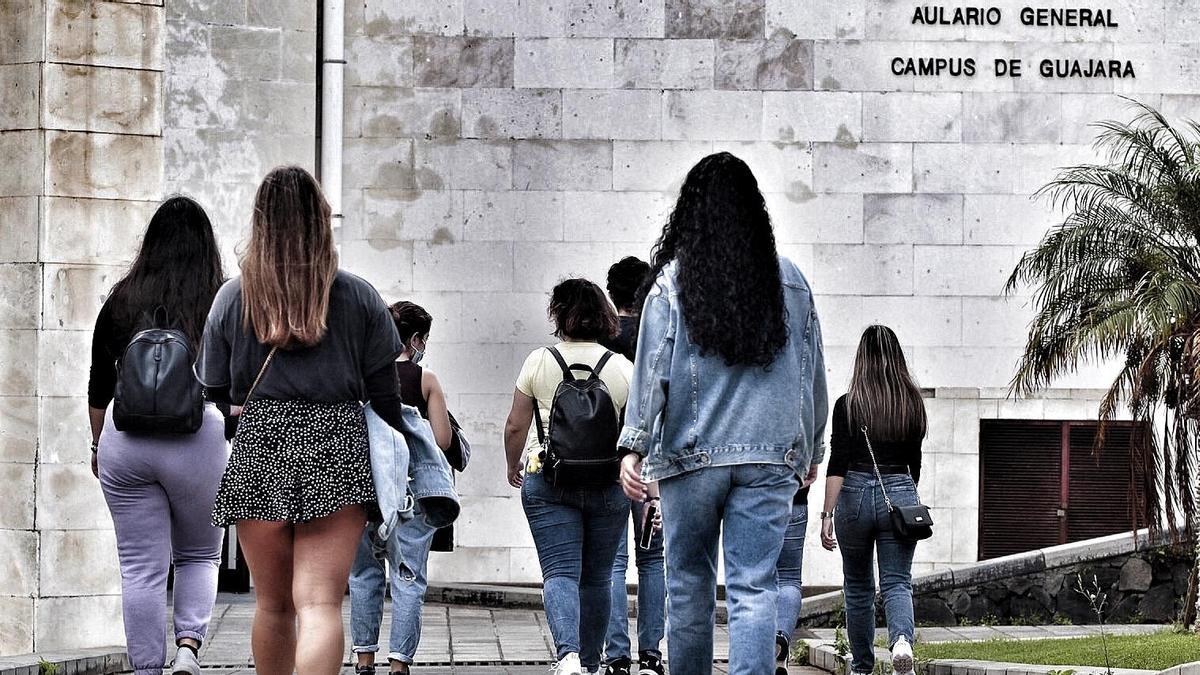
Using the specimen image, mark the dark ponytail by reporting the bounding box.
[389,301,433,344]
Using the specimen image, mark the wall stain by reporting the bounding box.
[431,227,455,245]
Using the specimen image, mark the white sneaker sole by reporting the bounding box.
[892,653,914,674]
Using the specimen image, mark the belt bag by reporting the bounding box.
[862,425,934,541]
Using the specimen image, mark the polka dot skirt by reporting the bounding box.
[212,399,376,527]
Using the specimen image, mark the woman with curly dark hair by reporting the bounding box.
[618,152,829,675]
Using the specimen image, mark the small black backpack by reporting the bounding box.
[533,347,621,488]
[113,327,204,434]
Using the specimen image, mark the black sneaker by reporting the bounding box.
[637,651,664,675]
[355,664,375,675]
[603,657,632,675]
[775,631,790,674]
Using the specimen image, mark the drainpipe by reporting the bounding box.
[320,0,345,231]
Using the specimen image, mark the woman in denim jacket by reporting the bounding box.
[619,152,828,675]
[819,325,926,675]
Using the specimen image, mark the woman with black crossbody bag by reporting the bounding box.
[819,325,932,675]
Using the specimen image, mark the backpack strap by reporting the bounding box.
[546,346,574,381]
[590,351,615,381]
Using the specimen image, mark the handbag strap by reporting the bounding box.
[243,346,278,406]
[861,425,896,513]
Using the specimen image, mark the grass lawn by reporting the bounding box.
[917,630,1200,671]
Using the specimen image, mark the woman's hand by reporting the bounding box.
[507,462,524,489]
[820,517,837,551]
[90,449,99,479]
[620,453,649,501]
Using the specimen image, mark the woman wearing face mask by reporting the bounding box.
[348,301,452,675]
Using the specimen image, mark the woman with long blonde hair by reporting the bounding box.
[198,166,406,675]
[820,325,927,675]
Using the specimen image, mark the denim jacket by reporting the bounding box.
[617,256,829,482]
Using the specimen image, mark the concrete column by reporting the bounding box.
[0,0,165,655]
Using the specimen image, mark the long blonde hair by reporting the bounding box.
[846,325,927,441]
[240,166,338,348]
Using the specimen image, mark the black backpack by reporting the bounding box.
[113,328,204,434]
[532,347,621,488]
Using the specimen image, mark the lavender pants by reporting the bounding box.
[98,406,229,675]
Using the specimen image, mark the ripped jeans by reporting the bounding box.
[349,504,438,665]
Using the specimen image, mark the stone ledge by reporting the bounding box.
[803,639,1159,675]
[0,649,128,675]
[1158,662,1200,675]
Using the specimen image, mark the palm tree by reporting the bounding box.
[1005,100,1200,629]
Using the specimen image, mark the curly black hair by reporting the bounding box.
[606,256,652,312]
[641,152,788,368]
[549,278,620,342]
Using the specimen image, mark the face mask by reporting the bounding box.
[409,335,426,365]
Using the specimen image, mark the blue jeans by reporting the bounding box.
[659,463,796,675]
[604,499,666,661]
[835,471,919,673]
[522,471,628,670]
[775,501,808,639]
[348,506,438,664]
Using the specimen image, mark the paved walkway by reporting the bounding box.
[197,594,823,674]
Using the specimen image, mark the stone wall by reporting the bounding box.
[802,530,1195,628]
[0,0,166,655]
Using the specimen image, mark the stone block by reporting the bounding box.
[712,140,813,197]
[456,496,533,547]
[166,0,244,24]
[41,198,152,265]
[208,24,280,80]
[0,0,45,65]
[565,0,664,37]
[413,37,514,88]
[365,0,463,37]
[343,137,414,190]
[463,88,560,139]
[513,241,615,293]
[234,79,315,136]
[931,450,978,509]
[514,38,614,89]
[561,191,671,243]
[615,38,714,89]
[0,329,37,396]
[864,194,962,245]
[914,144,1019,194]
[0,527,36,596]
[247,0,315,31]
[432,341,526,395]
[36,329,89,397]
[963,93,1062,144]
[861,296,962,347]
[362,189,464,243]
[427,546,511,584]
[35,595,125,651]
[914,245,1018,297]
[813,41,911,92]
[766,193,862,244]
[414,139,512,190]
[346,34,413,88]
[810,244,912,296]
[715,36,813,90]
[46,131,163,201]
[1012,144,1101,196]
[48,0,164,71]
[1118,556,1153,592]
[0,264,40,329]
[412,241,513,292]
[762,91,860,143]
[951,508,979,563]
[40,529,121,596]
[1115,43,1200,97]
[995,396,1045,420]
[0,396,37,463]
[612,140,713,191]
[0,130,44,196]
[863,92,962,142]
[280,29,315,83]
[359,86,461,138]
[811,296,861,348]
[913,508,953,563]
[459,292,555,344]
[464,0,568,38]
[43,63,162,135]
[813,142,912,194]
[0,596,34,654]
[562,89,659,140]
[462,190,565,241]
[766,0,864,39]
[0,197,39,263]
[0,462,35,528]
[339,239,413,299]
[962,297,1035,348]
[663,90,761,141]
[38,396,89,464]
[512,140,611,191]
[963,195,1055,247]
[665,0,764,39]
[41,265,121,331]
[0,63,40,129]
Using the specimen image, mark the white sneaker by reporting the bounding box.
[891,635,914,674]
[553,653,584,675]
[170,646,201,675]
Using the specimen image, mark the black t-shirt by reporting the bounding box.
[197,271,403,404]
[600,314,638,362]
[827,394,923,484]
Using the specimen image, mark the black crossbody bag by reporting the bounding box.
[862,425,934,541]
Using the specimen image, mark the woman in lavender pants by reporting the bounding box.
[88,196,229,675]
